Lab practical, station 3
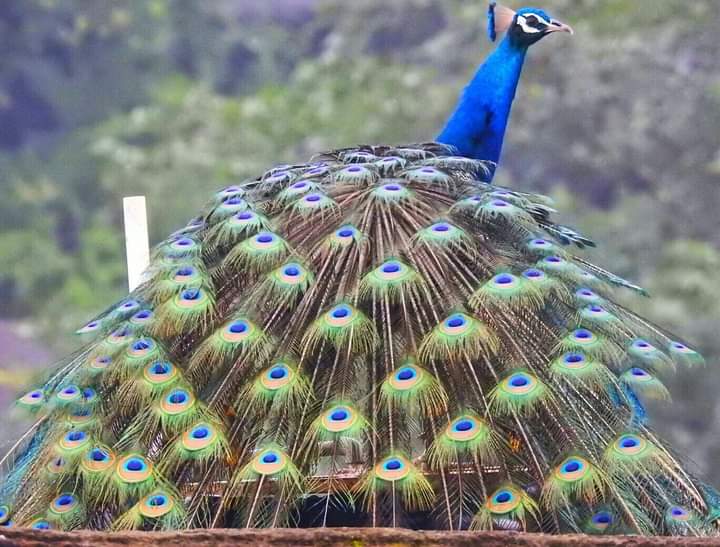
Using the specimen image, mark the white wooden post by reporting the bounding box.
[123,196,150,292]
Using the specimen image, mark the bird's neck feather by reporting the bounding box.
[437,37,528,176]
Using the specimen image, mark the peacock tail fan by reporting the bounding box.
[1,143,714,534]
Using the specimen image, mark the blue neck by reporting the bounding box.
[437,37,528,179]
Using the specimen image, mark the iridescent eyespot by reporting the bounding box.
[49,493,79,516]
[181,423,219,452]
[508,374,530,389]
[88,356,111,374]
[83,387,97,403]
[130,309,154,325]
[337,227,355,238]
[220,318,258,343]
[527,238,554,253]
[67,407,93,426]
[262,169,293,186]
[128,338,157,358]
[363,259,416,291]
[418,221,464,244]
[227,210,265,231]
[220,195,247,207]
[319,405,360,434]
[581,304,616,323]
[76,319,102,334]
[590,510,613,532]
[59,429,90,452]
[30,518,53,530]
[18,389,45,408]
[271,262,312,288]
[571,328,597,344]
[259,363,295,392]
[256,233,275,245]
[159,389,196,415]
[373,182,411,201]
[116,299,141,315]
[575,288,602,304]
[666,505,692,523]
[251,448,289,476]
[55,385,82,404]
[329,224,360,247]
[279,180,315,201]
[169,237,197,251]
[388,363,424,391]
[439,313,472,336]
[631,339,653,351]
[553,456,591,482]
[139,490,175,519]
[176,288,208,308]
[46,456,67,475]
[630,367,649,379]
[561,352,592,370]
[494,371,545,410]
[283,264,300,276]
[374,454,412,482]
[485,486,522,515]
[215,185,243,199]
[81,446,115,473]
[627,339,669,364]
[305,166,329,177]
[609,433,651,459]
[323,304,359,328]
[486,273,522,292]
[402,166,451,185]
[667,341,704,366]
[334,164,378,185]
[537,254,576,274]
[106,326,131,345]
[520,269,544,282]
[143,361,178,385]
[445,415,489,442]
[116,454,153,483]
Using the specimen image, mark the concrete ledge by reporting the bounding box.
[0,528,717,547]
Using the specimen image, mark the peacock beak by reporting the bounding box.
[546,19,574,35]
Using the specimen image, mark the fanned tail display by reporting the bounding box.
[0,142,715,535]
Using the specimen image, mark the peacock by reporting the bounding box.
[1,2,718,536]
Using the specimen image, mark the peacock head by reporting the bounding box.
[488,3,573,48]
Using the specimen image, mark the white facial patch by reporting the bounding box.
[516,14,551,34]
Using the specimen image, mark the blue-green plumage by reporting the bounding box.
[437,36,527,176]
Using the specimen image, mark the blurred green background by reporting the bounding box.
[1,0,719,480]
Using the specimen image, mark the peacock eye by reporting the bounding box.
[516,14,545,34]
